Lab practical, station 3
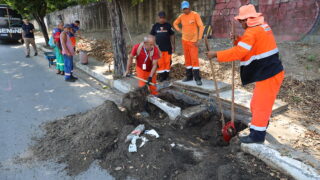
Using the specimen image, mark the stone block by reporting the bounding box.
[173,79,231,94]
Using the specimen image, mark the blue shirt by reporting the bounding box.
[71,23,79,33]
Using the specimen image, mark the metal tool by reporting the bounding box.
[221,19,237,142]
[127,74,171,91]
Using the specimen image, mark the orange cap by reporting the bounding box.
[234,4,262,20]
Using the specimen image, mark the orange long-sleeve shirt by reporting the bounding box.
[216,23,283,85]
[173,11,204,42]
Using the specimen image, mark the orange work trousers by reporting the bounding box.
[157,51,171,73]
[136,66,158,95]
[182,40,199,69]
[250,71,285,131]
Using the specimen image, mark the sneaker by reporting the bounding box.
[65,78,76,82]
[239,135,264,144]
[26,55,30,58]
[34,52,38,56]
[196,80,202,86]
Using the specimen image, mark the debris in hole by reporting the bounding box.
[125,124,145,143]
[25,100,287,179]
[144,129,160,138]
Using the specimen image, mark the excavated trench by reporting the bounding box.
[26,90,286,180]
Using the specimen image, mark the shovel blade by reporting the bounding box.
[156,81,172,91]
[222,121,236,142]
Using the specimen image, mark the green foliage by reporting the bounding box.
[131,0,144,6]
[307,54,317,62]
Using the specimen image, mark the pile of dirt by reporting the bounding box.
[122,85,150,113]
[31,101,131,175]
[77,39,114,63]
[27,100,287,179]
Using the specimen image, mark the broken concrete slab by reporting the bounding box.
[181,105,208,119]
[182,89,252,125]
[241,143,320,180]
[147,95,181,121]
[159,88,202,105]
[217,89,288,115]
[173,79,231,94]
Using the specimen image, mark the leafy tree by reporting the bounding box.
[3,0,83,46]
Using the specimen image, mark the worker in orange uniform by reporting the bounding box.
[124,36,160,95]
[173,1,205,86]
[206,4,284,144]
[150,11,175,82]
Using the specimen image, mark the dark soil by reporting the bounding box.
[28,100,288,180]
[157,93,199,109]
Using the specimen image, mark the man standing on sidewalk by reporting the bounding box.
[60,24,77,82]
[173,1,204,86]
[150,11,175,82]
[22,19,38,58]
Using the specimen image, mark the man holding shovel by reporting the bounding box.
[206,4,284,144]
[124,36,160,95]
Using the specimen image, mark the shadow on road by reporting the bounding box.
[0,40,23,47]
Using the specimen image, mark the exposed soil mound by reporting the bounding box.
[31,101,131,175]
[122,86,150,113]
[29,100,286,180]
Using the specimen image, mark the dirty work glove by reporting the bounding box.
[146,77,152,85]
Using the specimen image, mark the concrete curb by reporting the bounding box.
[241,143,320,180]
[147,96,181,121]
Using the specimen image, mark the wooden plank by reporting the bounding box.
[173,79,231,94]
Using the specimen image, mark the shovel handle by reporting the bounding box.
[204,36,225,127]
[231,19,236,124]
[129,75,157,86]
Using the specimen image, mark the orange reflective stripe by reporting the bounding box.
[217,23,277,64]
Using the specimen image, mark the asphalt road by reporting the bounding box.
[0,41,117,180]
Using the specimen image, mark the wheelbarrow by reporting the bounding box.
[44,52,56,68]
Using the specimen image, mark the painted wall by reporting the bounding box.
[44,0,320,41]
[212,0,320,41]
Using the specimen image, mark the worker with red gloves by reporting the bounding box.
[206,4,284,144]
[124,36,160,95]
[173,1,204,86]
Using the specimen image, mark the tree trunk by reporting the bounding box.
[33,13,49,46]
[106,0,128,78]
